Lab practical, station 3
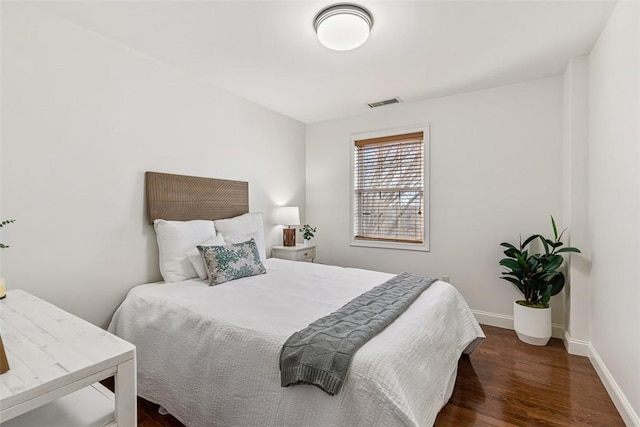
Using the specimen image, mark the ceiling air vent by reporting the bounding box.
[367,97,402,108]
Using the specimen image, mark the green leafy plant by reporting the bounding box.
[499,216,580,308]
[299,224,317,241]
[0,219,16,249]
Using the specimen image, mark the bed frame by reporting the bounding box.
[145,171,249,224]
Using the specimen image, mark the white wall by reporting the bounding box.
[562,56,591,355]
[306,77,565,326]
[0,3,305,327]
[588,1,640,424]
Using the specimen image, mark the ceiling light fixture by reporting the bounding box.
[313,4,373,51]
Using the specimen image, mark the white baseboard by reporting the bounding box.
[562,331,590,356]
[471,309,513,329]
[471,309,564,339]
[589,344,640,427]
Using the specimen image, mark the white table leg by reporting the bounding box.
[114,358,137,426]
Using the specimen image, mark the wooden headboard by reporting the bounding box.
[145,171,249,224]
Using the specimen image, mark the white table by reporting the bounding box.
[0,290,136,426]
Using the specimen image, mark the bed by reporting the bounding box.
[108,172,484,426]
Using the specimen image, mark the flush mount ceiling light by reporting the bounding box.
[313,4,374,51]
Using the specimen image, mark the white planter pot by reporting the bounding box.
[303,239,314,246]
[513,301,551,346]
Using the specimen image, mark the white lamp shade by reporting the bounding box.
[314,4,373,52]
[277,206,300,226]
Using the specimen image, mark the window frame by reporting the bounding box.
[350,124,430,252]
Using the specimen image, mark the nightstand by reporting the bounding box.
[0,290,136,426]
[271,244,316,262]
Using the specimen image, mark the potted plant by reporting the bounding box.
[299,224,316,246]
[499,216,580,346]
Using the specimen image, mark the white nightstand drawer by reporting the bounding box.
[296,247,316,262]
[271,244,317,263]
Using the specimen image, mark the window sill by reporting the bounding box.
[350,239,429,252]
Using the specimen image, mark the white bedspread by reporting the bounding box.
[108,259,484,427]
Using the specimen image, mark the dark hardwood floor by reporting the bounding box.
[106,325,624,426]
[435,326,624,426]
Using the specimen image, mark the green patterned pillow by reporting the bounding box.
[197,238,266,286]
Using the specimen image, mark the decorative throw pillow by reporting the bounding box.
[198,239,266,286]
[154,219,216,282]
[214,212,267,263]
[186,234,226,280]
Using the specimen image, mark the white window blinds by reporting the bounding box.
[353,131,424,244]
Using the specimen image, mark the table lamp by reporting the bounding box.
[277,206,300,247]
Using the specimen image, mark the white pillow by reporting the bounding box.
[223,232,257,245]
[214,212,266,263]
[187,234,226,280]
[154,219,216,282]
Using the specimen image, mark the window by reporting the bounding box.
[351,126,429,251]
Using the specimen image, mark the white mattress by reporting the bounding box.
[108,259,484,427]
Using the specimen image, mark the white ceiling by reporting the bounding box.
[32,1,616,124]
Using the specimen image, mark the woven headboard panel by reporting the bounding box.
[145,171,249,224]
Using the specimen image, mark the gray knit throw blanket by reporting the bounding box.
[280,272,437,395]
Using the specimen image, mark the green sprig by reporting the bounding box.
[299,224,317,241]
[0,219,16,249]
